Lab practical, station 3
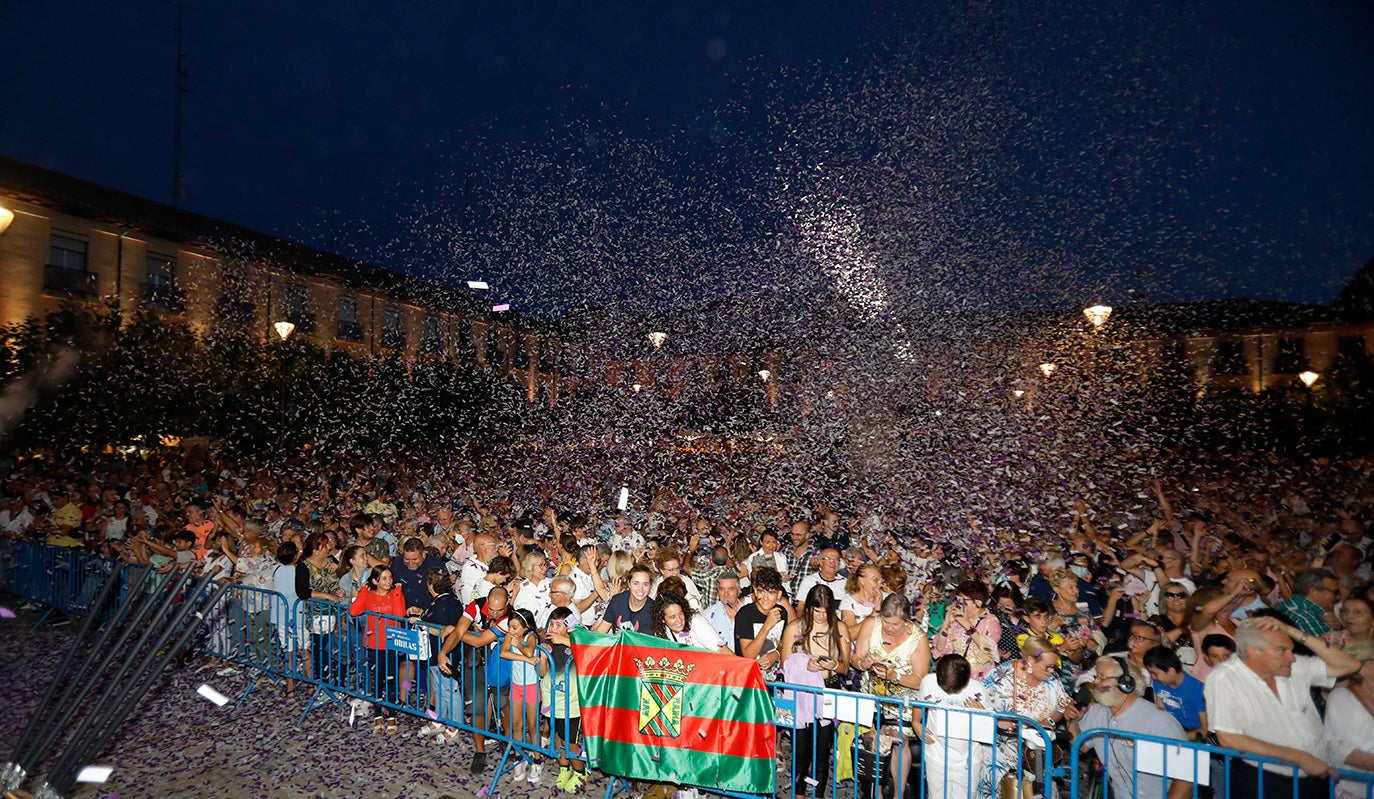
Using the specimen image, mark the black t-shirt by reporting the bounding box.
[422,592,465,666]
[601,590,652,634]
[734,601,791,657]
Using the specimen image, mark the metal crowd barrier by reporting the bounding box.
[5,542,146,631]
[10,542,1374,799]
[1069,727,1374,799]
[771,680,1057,799]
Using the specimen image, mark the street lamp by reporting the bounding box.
[0,205,14,236]
[632,383,643,393]
[1298,370,1319,388]
[1039,362,1057,378]
[274,321,295,440]
[648,331,667,350]
[1083,305,1113,329]
[758,369,771,383]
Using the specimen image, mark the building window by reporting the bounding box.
[452,319,476,362]
[1273,337,1307,374]
[144,253,184,312]
[538,340,558,374]
[381,305,406,350]
[284,284,315,334]
[44,230,96,297]
[49,230,88,271]
[337,295,364,342]
[485,326,506,368]
[1212,340,1248,376]
[420,315,443,355]
[1337,335,1367,363]
[509,333,529,369]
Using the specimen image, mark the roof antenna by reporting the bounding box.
[172,0,190,204]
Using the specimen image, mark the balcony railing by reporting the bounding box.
[43,265,99,298]
[336,320,365,343]
[143,282,186,313]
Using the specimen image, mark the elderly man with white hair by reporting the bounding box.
[1066,655,1190,799]
[1204,614,1361,799]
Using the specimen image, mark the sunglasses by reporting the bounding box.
[1163,592,1188,599]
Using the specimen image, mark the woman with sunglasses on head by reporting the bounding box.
[1149,581,1194,647]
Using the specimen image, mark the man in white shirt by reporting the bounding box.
[796,548,849,605]
[0,496,34,535]
[459,534,499,603]
[701,574,744,653]
[1205,615,1360,799]
[538,576,582,629]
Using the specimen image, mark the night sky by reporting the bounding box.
[2,0,1372,319]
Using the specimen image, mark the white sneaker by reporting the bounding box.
[527,764,543,784]
[512,762,528,782]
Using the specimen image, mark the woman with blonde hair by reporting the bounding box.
[605,550,635,595]
[840,562,885,639]
[510,548,552,617]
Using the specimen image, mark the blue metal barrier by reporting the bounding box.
[11,542,1373,799]
[1069,727,1374,799]
[772,680,1057,799]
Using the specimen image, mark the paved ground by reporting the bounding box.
[0,607,614,799]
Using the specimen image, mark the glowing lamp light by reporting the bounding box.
[1013,389,1025,398]
[0,206,14,236]
[631,383,643,393]
[648,331,668,349]
[758,369,771,383]
[1039,362,1057,378]
[273,321,296,341]
[1298,371,1319,388]
[1083,305,1113,328]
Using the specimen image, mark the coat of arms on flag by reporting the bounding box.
[635,656,695,737]
[571,628,777,794]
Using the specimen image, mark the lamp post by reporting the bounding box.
[1298,370,1319,388]
[274,321,295,439]
[1039,362,1057,378]
[648,331,667,350]
[1083,305,1113,329]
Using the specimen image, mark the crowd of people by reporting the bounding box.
[2,445,1373,798]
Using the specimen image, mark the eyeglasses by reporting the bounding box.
[1163,592,1188,599]
[1129,634,1161,644]
[1313,585,1338,595]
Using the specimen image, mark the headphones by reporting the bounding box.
[1102,656,1136,694]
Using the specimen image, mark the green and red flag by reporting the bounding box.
[571,627,777,794]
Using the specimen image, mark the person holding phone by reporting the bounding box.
[782,585,851,799]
